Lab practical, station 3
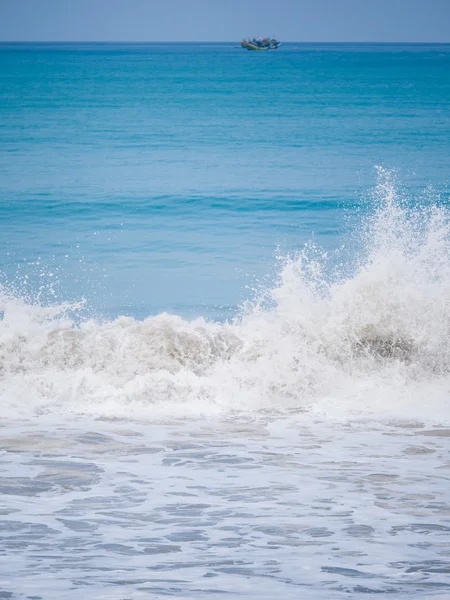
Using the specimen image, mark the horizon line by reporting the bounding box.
[1,40,449,44]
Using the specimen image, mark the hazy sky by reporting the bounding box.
[0,0,449,43]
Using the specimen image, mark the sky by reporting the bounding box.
[0,0,449,43]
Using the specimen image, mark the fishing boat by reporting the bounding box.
[241,37,280,51]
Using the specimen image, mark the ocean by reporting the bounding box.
[1,42,450,598]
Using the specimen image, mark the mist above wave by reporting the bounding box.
[1,169,450,423]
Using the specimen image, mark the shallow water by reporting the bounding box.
[1,417,450,599]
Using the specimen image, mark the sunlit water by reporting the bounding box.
[1,43,450,598]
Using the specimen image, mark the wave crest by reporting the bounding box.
[1,170,450,423]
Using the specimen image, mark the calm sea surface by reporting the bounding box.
[1,43,450,599]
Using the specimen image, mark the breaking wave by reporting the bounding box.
[1,169,450,423]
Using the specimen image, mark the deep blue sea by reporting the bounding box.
[1,43,450,599]
[1,43,449,318]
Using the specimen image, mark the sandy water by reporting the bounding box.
[0,417,449,599]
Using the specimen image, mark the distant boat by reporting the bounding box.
[241,37,280,51]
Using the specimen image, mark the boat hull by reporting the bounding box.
[241,40,280,51]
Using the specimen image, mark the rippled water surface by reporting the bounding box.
[1,418,450,598]
[1,43,450,598]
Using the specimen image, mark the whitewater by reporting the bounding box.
[2,176,450,599]
[1,171,449,425]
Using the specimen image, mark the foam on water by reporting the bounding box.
[1,170,450,423]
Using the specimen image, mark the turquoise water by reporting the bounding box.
[1,44,450,599]
[1,43,449,318]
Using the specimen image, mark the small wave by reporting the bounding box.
[1,169,450,423]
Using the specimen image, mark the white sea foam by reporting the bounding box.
[1,170,450,423]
